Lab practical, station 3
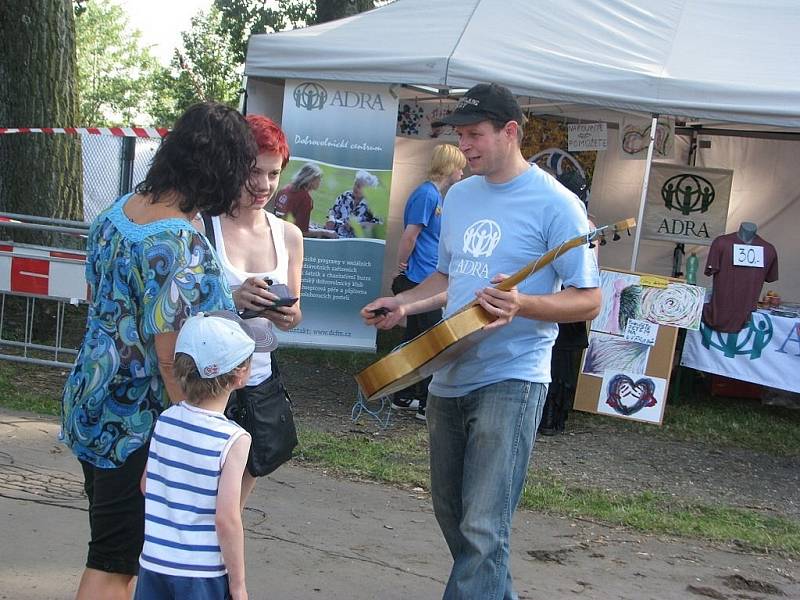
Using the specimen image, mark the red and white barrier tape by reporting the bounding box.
[0,127,169,138]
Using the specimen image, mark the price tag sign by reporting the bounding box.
[733,244,764,268]
[624,319,659,346]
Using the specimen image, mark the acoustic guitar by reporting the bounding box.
[355,218,636,401]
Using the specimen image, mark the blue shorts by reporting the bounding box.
[133,567,230,600]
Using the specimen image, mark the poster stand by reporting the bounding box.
[573,268,683,425]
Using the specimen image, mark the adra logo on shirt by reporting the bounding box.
[454,219,502,279]
[463,219,501,258]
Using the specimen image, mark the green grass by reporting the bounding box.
[291,427,800,555]
[521,471,800,555]
[296,427,430,488]
[0,362,61,416]
[567,386,800,457]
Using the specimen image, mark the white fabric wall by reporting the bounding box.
[694,135,799,301]
[385,132,799,302]
[591,132,798,301]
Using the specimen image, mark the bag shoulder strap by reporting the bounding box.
[201,213,216,249]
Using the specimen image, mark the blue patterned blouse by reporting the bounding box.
[60,195,234,468]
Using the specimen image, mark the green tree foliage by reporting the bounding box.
[214,0,314,63]
[315,0,377,24]
[213,0,379,64]
[149,6,243,126]
[76,0,160,126]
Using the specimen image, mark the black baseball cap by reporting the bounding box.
[432,83,525,128]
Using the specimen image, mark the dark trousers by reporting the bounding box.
[539,348,582,434]
[391,273,442,404]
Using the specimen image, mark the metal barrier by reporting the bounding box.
[0,131,165,370]
[0,216,89,369]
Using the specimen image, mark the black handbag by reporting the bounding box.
[202,211,298,477]
[226,346,298,477]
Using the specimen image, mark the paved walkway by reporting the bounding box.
[1,410,797,599]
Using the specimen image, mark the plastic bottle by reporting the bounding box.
[685,252,699,285]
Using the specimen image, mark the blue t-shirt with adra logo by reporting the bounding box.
[431,165,599,397]
[403,181,442,283]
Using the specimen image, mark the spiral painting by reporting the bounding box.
[638,283,705,330]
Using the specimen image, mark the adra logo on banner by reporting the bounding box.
[293,82,328,111]
[662,173,716,215]
[293,82,386,112]
[700,312,773,359]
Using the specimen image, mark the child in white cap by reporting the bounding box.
[134,312,258,600]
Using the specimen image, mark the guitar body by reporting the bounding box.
[355,305,493,400]
[355,218,636,401]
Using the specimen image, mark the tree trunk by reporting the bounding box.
[0,0,84,247]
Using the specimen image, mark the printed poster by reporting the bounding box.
[277,79,399,350]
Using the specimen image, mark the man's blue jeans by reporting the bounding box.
[427,380,547,600]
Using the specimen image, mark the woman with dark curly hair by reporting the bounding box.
[60,102,257,600]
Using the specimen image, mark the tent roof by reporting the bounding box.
[245,0,800,128]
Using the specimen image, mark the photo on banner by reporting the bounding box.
[276,79,399,350]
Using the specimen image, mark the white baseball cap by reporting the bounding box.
[176,311,273,378]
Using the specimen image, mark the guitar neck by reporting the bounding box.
[493,235,589,291]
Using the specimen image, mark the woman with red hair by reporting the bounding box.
[200,114,304,501]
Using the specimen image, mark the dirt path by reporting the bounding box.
[2,410,798,600]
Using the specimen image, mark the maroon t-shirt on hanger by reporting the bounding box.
[702,232,778,333]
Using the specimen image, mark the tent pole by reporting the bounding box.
[630,114,659,271]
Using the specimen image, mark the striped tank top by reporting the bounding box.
[139,402,249,577]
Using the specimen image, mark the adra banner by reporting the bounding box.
[276,79,398,350]
[682,311,800,393]
[642,163,732,246]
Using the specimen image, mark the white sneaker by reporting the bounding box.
[391,398,420,411]
[415,407,427,422]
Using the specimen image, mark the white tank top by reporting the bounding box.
[211,211,288,386]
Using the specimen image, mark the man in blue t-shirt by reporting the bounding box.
[362,83,600,600]
[391,144,466,421]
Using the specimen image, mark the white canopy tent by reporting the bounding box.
[245,0,800,298]
[247,0,800,128]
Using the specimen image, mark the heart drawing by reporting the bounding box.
[605,374,658,416]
